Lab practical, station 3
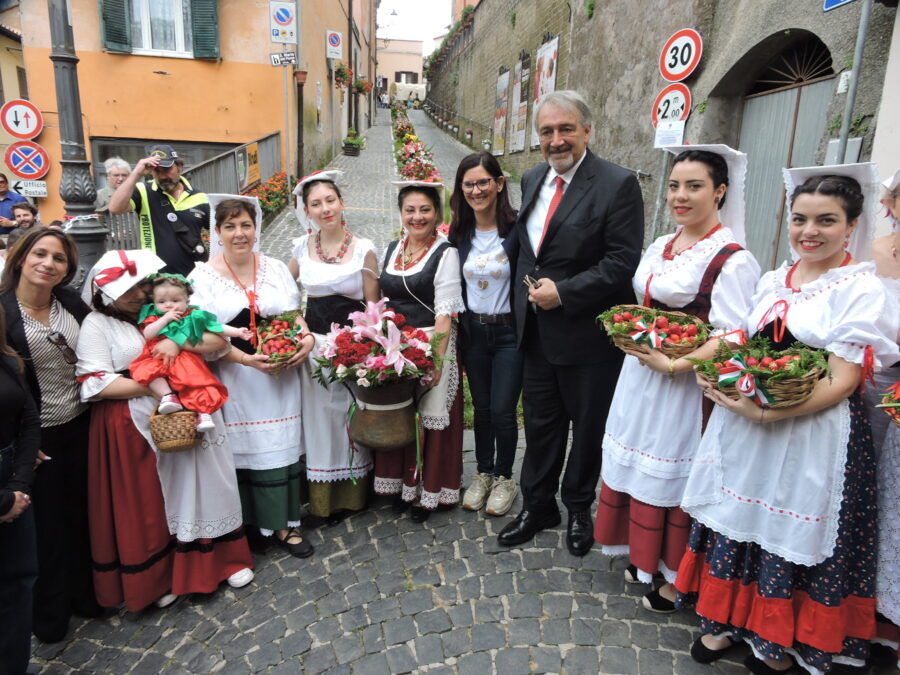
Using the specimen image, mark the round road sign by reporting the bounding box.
[5,140,50,179]
[274,7,292,25]
[1,99,44,140]
[659,29,703,82]
[328,32,341,48]
[651,83,691,128]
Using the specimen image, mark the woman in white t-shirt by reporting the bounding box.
[449,152,523,517]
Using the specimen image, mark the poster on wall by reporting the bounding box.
[530,36,559,148]
[509,54,530,153]
[493,70,511,156]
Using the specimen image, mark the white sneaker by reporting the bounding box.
[155,593,179,608]
[485,476,518,516]
[158,394,183,415]
[196,413,215,432]
[462,473,493,511]
[227,567,254,588]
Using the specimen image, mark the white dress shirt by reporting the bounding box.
[525,150,588,253]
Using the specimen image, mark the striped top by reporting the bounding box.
[20,298,87,427]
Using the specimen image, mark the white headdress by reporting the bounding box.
[292,170,345,234]
[80,249,166,306]
[664,144,748,246]
[207,194,263,252]
[782,162,880,261]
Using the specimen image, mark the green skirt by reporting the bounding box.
[236,461,303,532]
[307,477,369,518]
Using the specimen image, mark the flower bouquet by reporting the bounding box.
[334,63,353,89]
[312,299,444,449]
[877,382,900,428]
[257,311,304,361]
[598,304,710,358]
[691,336,830,409]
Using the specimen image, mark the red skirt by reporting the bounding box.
[374,376,464,510]
[171,529,254,596]
[130,344,227,414]
[88,400,175,611]
[594,482,691,580]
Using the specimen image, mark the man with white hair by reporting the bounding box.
[94,157,131,212]
[497,90,644,556]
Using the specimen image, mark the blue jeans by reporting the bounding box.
[461,318,523,478]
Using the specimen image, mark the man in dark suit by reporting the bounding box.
[497,90,644,556]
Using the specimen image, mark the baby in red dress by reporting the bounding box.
[130,274,252,431]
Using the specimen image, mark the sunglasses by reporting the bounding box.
[47,331,77,365]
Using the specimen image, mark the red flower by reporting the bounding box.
[388,313,406,327]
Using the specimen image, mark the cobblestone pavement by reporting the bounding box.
[31,112,899,674]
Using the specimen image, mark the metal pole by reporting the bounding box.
[47,0,106,288]
[836,0,873,164]
[330,59,337,160]
[283,56,292,179]
[649,150,670,242]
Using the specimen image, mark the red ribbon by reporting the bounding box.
[757,299,789,344]
[94,250,138,288]
[859,345,875,393]
[76,371,106,383]
[718,328,747,346]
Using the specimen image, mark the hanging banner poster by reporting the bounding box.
[493,70,511,156]
[530,36,559,147]
[509,55,530,153]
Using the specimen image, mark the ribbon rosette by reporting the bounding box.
[629,318,664,349]
[717,355,773,407]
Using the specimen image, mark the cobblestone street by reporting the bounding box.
[29,111,898,675]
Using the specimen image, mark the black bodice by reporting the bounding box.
[379,241,450,328]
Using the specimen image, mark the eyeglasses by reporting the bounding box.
[461,178,495,193]
[47,331,77,365]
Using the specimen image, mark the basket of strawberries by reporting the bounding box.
[257,311,304,360]
[598,304,709,358]
[692,337,830,408]
[877,382,900,429]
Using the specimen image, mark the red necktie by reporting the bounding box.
[537,176,565,253]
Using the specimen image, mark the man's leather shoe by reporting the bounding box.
[566,510,594,556]
[497,508,561,547]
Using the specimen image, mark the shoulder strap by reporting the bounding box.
[698,244,743,297]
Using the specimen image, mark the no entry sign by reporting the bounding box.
[1,99,43,140]
[5,141,50,179]
[651,83,691,128]
[659,29,703,82]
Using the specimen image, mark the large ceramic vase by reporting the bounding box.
[347,379,417,450]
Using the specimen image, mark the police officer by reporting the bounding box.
[108,145,210,275]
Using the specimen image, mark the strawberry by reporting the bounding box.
[655,316,669,330]
[668,324,682,335]
[685,324,698,337]
[760,357,773,367]
[622,311,633,321]
[746,356,759,366]
[613,313,623,324]
[769,363,780,371]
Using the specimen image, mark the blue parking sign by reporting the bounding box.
[824,0,855,11]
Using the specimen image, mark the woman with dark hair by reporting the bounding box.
[0,304,40,673]
[448,152,522,516]
[77,249,254,612]
[594,146,760,613]
[677,166,898,673]
[0,228,99,643]
[288,171,380,520]
[374,182,466,523]
[189,197,317,557]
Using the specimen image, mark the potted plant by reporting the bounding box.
[465,129,473,142]
[333,62,353,89]
[482,139,492,151]
[342,128,365,156]
[351,77,373,95]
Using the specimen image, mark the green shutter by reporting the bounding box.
[99,0,132,53]
[191,0,219,60]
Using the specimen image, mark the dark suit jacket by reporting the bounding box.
[455,226,520,348]
[0,285,90,416]
[514,149,644,365]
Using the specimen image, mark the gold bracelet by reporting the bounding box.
[667,358,677,378]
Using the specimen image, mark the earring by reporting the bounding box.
[217,240,223,247]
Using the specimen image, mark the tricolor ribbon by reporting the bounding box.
[717,355,773,406]
[94,250,137,288]
[629,318,664,349]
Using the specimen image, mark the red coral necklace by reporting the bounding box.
[315,228,353,264]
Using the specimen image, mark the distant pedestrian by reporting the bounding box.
[497,90,644,557]
[0,173,27,235]
[6,202,40,250]
[448,152,522,517]
[108,145,209,276]
[94,157,131,213]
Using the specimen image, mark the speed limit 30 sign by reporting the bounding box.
[651,83,691,128]
[659,29,703,82]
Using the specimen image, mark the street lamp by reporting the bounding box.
[47,0,106,288]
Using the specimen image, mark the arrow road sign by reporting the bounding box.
[1,99,44,140]
[11,180,48,197]
[6,141,50,179]
[270,51,297,66]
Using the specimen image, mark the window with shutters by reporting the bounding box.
[16,67,27,100]
[100,0,219,60]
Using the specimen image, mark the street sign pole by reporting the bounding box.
[283,44,292,181]
[330,58,337,161]
[836,0,872,163]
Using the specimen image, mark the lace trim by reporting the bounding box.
[421,328,459,430]
[434,298,466,317]
[168,511,243,543]
[374,476,402,495]
[418,487,460,510]
[307,460,373,483]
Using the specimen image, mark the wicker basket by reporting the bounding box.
[890,414,900,430]
[149,407,201,453]
[700,366,826,408]
[601,304,707,358]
